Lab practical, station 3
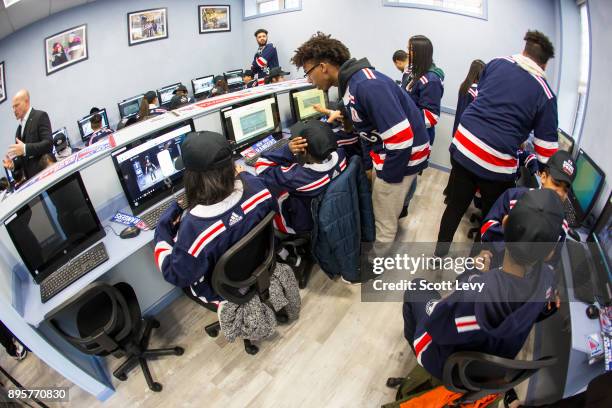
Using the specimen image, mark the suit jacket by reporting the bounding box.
[13,108,53,180]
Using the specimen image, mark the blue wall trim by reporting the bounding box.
[440,105,456,115]
[429,162,451,173]
[382,0,488,21]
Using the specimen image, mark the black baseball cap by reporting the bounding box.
[546,150,576,186]
[504,189,565,264]
[290,119,337,161]
[53,132,67,151]
[173,84,188,95]
[169,95,189,110]
[214,75,225,83]
[174,131,232,172]
[268,67,290,78]
[244,69,253,77]
[144,91,157,103]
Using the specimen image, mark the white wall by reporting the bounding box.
[0,0,245,148]
[578,0,612,214]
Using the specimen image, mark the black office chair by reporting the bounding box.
[47,282,183,392]
[203,212,288,355]
[442,351,557,403]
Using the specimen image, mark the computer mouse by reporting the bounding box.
[120,226,141,239]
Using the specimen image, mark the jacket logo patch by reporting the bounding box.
[425,300,438,316]
[350,107,362,123]
[562,160,574,176]
[229,212,243,226]
[332,170,340,179]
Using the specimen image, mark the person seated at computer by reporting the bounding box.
[136,91,167,122]
[169,94,190,110]
[312,102,363,161]
[243,69,257,88]
[255,119,346,235]
[211,76,229,97]
[402,188,564,381]
[88,113,113,146]
[478,150,575,266]
[172,84,194,104]
[153,131,277,306]
[53,132,72,160]
[264,67,290,84]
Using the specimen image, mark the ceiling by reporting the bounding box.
[0,0,98,42]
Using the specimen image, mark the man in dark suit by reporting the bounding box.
[3,89,53,181]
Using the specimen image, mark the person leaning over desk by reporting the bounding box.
[2,89,53,181]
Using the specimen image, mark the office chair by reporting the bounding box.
[442,351,557,403]
[47,282,184,392]
[203,212,288,355]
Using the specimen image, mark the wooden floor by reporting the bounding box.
[1,168,496,408]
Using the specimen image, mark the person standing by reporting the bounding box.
[392,50,411,89]
[435,30,559,257]
[251,29,279,80]
[3,89,53,181]
[291,32,430,245]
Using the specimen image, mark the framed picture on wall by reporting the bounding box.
[44,24,88,76]
[0,61,6,104]
[128,7,168,46]
[199,5,231,34]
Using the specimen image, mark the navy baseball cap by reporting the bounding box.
[504,189,565,264]
[144,91,157,103]
[546,150,576,186]
[290,119,337,161]
[169,95,189,110]
[173,84,188,95]
[174,131,232,172]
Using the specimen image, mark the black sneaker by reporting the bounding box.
[434,242,450,258]
[503,388,519,408]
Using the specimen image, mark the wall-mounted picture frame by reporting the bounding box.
[199,5,231,34]
[127,7,168,46]
[0,61,6,104]
[44,24,88,76]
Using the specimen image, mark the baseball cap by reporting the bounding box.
[289,119,337,162]
[268,67,290,78]
[504,189,565,264]
[546,150,576,186]
[169,95,189,110]
[144,91,157,103]
[173,84,188,95]
[53,132,68,151]
[174,131,232,172]
[244,69,253,77]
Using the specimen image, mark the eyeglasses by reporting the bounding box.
[303,63,321,79]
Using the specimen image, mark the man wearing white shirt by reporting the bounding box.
[3,89,53,181]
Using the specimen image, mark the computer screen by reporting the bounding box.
[157,83,182,106]
[118,95,143,119]
[571,149,605,218]
[291,87,328,121]
[4,172,105,283]
[77,109,109,142]
[224,70,244,86]
[220,95,280,148]
[192,75,214,97]
[557,129,575,153]
[591,193,612,300]
[111,120,195,214]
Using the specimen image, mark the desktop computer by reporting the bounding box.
[290,87,329,122]
[118,94,144,119]
[192,75,215,99]
[4,172,108,303]
[557,129,575,154]
[220,94,285,166]
[77,109,109,143]
[565,149,606,227]
[157,83,182,108]
[111,119,195,228]
[224,69,244,91]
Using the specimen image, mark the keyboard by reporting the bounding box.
[40,242,109,303]
[563,198,580,228]
[244,138,290,167]
[140,191,186,229]
[566,240,595,304]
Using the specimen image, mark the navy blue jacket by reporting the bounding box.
[251,43,279,79]
[88,128,113,146]
[311,155,375,282]
[406,67,445,145]
[452,83,478,137]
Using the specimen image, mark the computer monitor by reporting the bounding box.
[590,192,612,302]
[290,87,329,122]
[224,69,244,87]
[4,172,105,283]
[192,75,215,98]
[118,94,143,119]
[111,119,195,214]
[569,149,606,222]
[220,95,281,150]
[557,128,575,154]
[77,109,109,143]
[157,83,182,107]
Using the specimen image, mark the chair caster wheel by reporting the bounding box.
[115,373,127,381]
[275,312,289,324]
[151,319,160,328]
[205,327,219,338]
[245,344,259,355]
[150,382,162,392]
[386,377,403,388]
[174,347,184,355]
[298,275,308,289]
